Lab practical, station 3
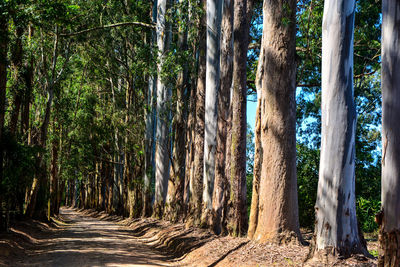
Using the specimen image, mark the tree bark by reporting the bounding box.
[312,0,368,259]
[212,0,234,235]
[187,0,206,227]
[249,0,302,244]
[165,2,189,222]
[379,1,400,265]
[202,0,223,226]
[143,0,158,218]
[153,0,172,218]
[225,0,250,237]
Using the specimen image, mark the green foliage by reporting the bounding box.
[297,143,319,228]
[357,197,380,233]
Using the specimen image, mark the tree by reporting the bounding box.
[202,0,223,225]
[212,0,233,235]
[226,0,250,237]
[187,0,206,226]
[248,0,302,244]
[379,0,400,265]
[312,0,368,259]
[153,0,172,218]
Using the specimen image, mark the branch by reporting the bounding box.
[60,22,156,37]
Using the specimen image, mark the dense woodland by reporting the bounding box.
[0,0,399,265]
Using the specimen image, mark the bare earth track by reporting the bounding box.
[0,207,378,266]
[1,207,171,267]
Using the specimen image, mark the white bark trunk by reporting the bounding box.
[154,0,171,214]
[203,0,223,215]
[381,0,400,234]
[315,0,366,256]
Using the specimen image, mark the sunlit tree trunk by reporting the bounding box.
[153,0,172,218]
[379,1,400,266]
[249,0,302,244]
[312,0,368,259]
[165,0,189,222]
[202,0,223,225]
[212,0,234,235]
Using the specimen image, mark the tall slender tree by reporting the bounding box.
[379,0,400,265]
[212,0,234,235]
[312,0,368,259]
[202,0,223,225]
[248,0,301,244]
[226,0,250,237]
[153,0,172,218]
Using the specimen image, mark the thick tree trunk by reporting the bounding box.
[153,0,172,218]
[312,0,368,259]
[202,0,223,226]
[212,0,234,235]
[379,1,400,266]
[187,0,206,226]
[249,0,302,244]
[225,0,250,237]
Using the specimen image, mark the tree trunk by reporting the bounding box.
[249,0,302,244]
[153,0,172,218]
[187,0,206,227]
[212,0,234,235]
[49,128,59,217]
[165,3,188,222]
[9,26,24,135]
[225,0,250,237]
[202,0,223,226]
[312,0,368,259]
[379,1,400,266]
[143,0,158,218]
[0,13,8,195]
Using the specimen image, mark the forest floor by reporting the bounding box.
[0,207,378,267]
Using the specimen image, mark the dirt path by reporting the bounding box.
[11,207,171,267]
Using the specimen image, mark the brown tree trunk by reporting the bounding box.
[226,0,250,237]
[187,0,206,227]
[165,6,188,222]
[212,0,234,235]
[249,0,302,244]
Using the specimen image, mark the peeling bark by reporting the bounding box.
[153,0,172,219]
[212,0,234,235]
[379,1,400,265]
[186,0,206,227]
[249,0,302,244]
[312,0,368,258]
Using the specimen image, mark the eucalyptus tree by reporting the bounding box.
[202,0,223,224]
[248,0,302,243]
[188,0,206,226]
[379,0,400,265]
[312,0,368,258]
[227,0,250,237]
[154,0,172,218]
[212,0,234,235]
